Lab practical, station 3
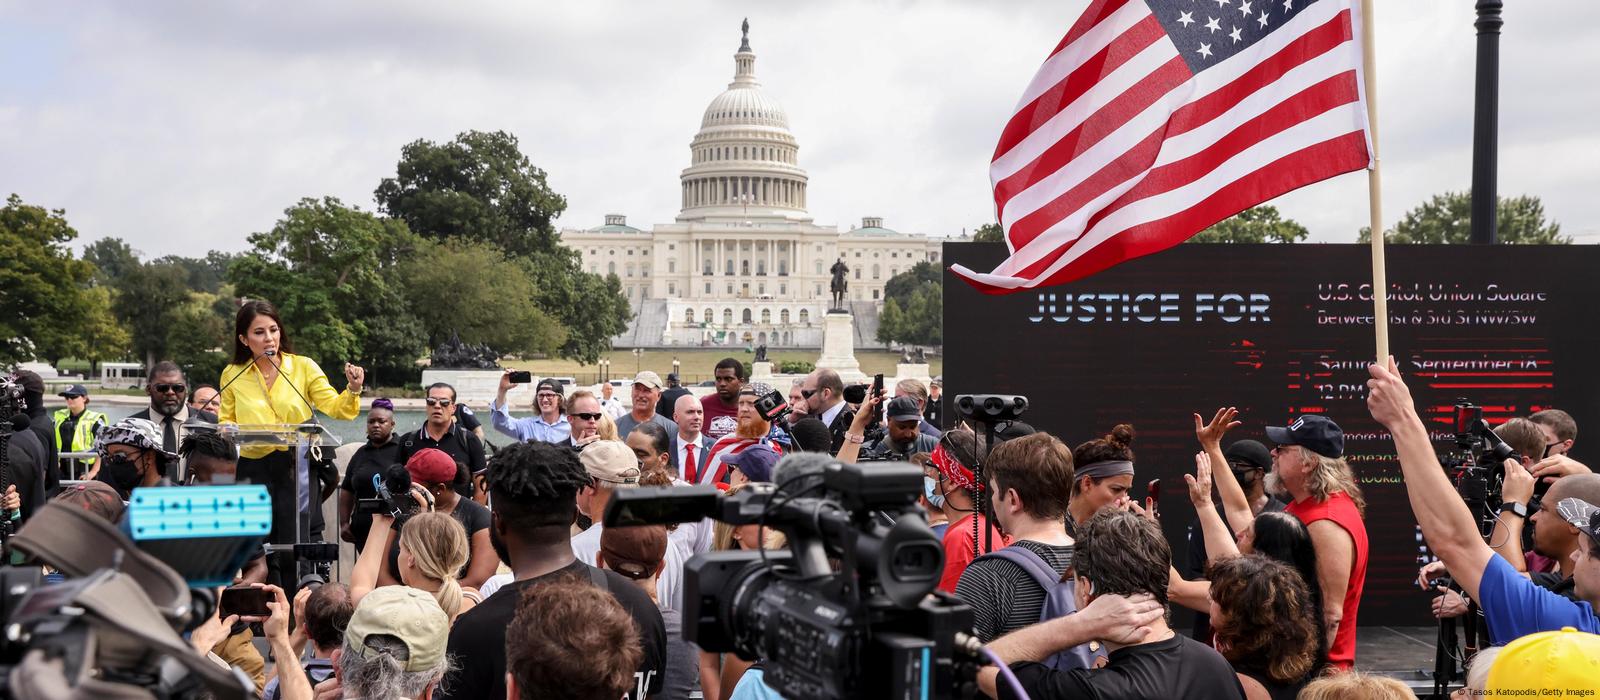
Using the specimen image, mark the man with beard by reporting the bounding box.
[397,383,485,498]
[703,382,785,487]
[439,441,665,700]
[864,396,939,460]
[93,417,176,499]
[338,398,401,552]
[700,358,745,440]
[800,368,854,454]
[130,361,218,482]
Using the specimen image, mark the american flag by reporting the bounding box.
[952,0,1373,293]
[694,436,783,488]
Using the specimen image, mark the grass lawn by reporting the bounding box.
[503,348,940,384]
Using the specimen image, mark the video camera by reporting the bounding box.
[604,457,980,699]
[0,375,25,547]
[1444,400,1551,508]
[0,485,269,699]
[356,463,421,521]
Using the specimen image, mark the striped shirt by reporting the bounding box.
[954,540,1076,642]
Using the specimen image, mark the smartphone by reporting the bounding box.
[507,371,533,384]
[219,585,273,618]
[1146,478,1161,507]
[871,374,885,422]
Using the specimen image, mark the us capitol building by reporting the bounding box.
[559,22,949,349]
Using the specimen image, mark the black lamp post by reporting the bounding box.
[1470,0,1502,245]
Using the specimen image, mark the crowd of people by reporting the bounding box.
[2,298,1599,700]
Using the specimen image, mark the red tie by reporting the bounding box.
[685,444,697,483]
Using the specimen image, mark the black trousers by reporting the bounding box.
[237,450,325,592]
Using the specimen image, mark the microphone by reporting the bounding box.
[216,350,262,404]
[260,349,319,422]
[770,452,833,497]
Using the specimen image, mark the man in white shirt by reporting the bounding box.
[573,439,686,610]
[599,382,629,420]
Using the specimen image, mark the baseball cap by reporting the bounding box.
[1264,415,1344,459]
[1557,497,1600,542]
[1224,440,1272,472]
[599,525,668,580]
[58,384,89,398]
[405,447,459,485]
[96,417,178,459]
[725,444,779,482]
[11,371,44,395]
[632,371,663,391]
[1485,626,1600,694]
[579,439,641,485]
[887,396,922,422]
[535,378,562,396]
[344,586,449,673]
[667,372,680,382]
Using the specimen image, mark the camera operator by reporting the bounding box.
[1366,357,1599,644]
[341,398,400,552]
[1,378,49,523]
[1526,408,1594,487]
[10,370,61,492]
[863,396,939,460]
[799,368,854,453]
[978,509,1245,700]
[439,440,664,700]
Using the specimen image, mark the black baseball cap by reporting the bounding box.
[534,378,562,395]
[887,396,922,422]
[1265,415,1344,459]
[58,384,90,398]
[1224,440,1272,472]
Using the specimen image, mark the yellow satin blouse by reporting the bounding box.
[218,353,359,458]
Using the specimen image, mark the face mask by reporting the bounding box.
[97,452,145,495]
[924,476,946,509]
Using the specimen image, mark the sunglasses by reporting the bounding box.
[424,398,453,407]
[153,383,187,394]
[801,388,818,399]
[571,412,603,421]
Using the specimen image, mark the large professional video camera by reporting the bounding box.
[1442,399,1550,514]
[0,486,269,699]
[604,456,980,699]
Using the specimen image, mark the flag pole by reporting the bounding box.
[1361,0,1388,360]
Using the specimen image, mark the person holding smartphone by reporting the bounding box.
[490,372,571,444]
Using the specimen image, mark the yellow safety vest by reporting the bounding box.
[52,408,107,464]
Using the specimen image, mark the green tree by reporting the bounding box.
[82,236,140,287]
[973,223,1004,243]
[884,261,942,302]
[1358,191,1569,244]
[374,130,630,361]
[165,292,231,385]
[77,286,130,376]
[228,197,426,378]
[0,195,99,366]
[375,130,568,259]
[1190,206,1309,243]
[113,261,191,369]
[877,265,943,348]
[399,239,567,357]
[154,251,238,293]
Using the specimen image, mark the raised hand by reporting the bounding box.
[1194,407,1241,449]
[1365,356,1415,429]
[1500,458,1535,507]
[1185,452,1214,509]
[344,363,366,394]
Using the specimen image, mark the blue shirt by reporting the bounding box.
[489,399,571,443]
[729,668,785,700]
[1479,553,1599,644]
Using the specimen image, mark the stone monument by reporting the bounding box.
[420,331,525,406]
[816,310,867,384]
[895,346,930,387]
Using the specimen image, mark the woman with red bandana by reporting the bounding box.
[929,430,1011,593]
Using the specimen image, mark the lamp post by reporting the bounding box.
[633,348,643,374]
[672,357,681,381]
[1470,0,1502,245]
[598,358,610,384]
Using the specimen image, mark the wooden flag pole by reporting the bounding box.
[1361,0,1389,361]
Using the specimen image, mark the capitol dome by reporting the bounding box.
[678,20,810,222]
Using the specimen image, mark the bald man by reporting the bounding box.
[671,394,715,483]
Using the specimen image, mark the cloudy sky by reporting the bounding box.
[2,0,1596,259]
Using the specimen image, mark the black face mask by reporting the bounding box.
[97,453,145,496]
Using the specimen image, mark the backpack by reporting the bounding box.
[975,546,1106,670]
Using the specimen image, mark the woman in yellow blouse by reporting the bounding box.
[219,299,364,589]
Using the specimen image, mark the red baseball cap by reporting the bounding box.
[405,448,459,485]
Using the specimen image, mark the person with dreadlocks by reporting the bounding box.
[437,440,665,700]
[931,429,1011,593]
[177,430,238,485]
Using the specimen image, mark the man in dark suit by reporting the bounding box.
[129,361,217,483]
[669,394,716,484]
[800,368,855,454]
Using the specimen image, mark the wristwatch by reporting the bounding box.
[1499,501,1530,519]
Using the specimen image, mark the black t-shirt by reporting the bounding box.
[339,438,401,550]
[6,428,47,524]
[396,425,483,499]
[657,387,691,420]
[1003,634,1245,700]
[438,560,666,700]
[385,497,491,580]
[454,404,482,432]
[1532,571,1580,601]
[955,540,1075,642]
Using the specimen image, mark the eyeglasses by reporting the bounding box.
[153,384,187,394]
[537,392,562,400]
[571,412,603,421]
[424,398,453,407]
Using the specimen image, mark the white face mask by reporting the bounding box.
[924,476,946,509]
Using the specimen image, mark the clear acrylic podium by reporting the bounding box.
[221,423,341,587]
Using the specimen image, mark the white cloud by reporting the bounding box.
[0,0,1595,256]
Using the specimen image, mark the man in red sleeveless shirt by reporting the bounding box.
[1264,415,1368,670]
